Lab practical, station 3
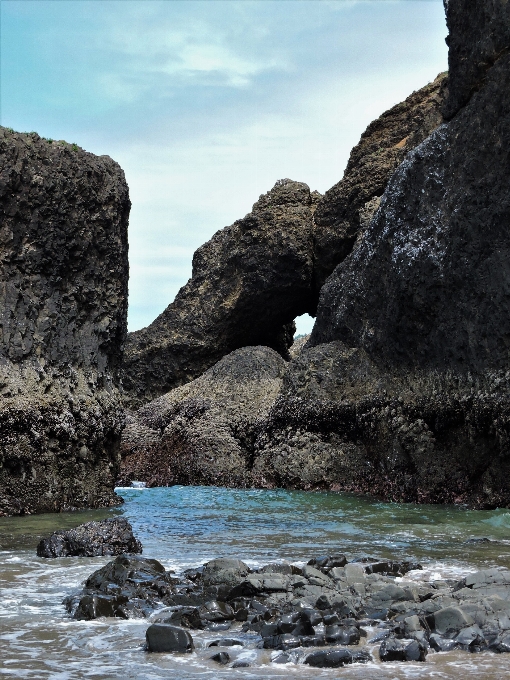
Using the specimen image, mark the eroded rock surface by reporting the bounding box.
[119,346,286,488]
[123,75,446,410]
[0,129,129,515]
[123,181,316,409]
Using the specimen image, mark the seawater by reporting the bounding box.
[1,486,510,679]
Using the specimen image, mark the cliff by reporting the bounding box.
[0,129,129,515]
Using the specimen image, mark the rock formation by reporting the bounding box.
[122,180,317,409]
[0,129,129,515]
[122,1,510,509]
[251,0,510,508]
[123,76,446,409]
[119,346,286,488]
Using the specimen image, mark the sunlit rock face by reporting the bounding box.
[251,0,510,508]
[0,128,129,515]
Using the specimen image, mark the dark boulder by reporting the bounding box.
[145,624,194,653]
[0,128,129,516]
[36,518,142,558]
[304,648,370,668]
[379,638,427,662]
[210,652,230,665]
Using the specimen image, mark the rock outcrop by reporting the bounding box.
[0,129,129,515]
[123,77,446,410]
[250,0,510,508]
[123,181,317,409]
[119,346,286,488]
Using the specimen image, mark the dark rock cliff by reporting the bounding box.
[312,72,446,297]
[250,0,510,508]
[123,180,317,409]
[121,0,510,508]
[123,77,446,409]
[0,129,129,515]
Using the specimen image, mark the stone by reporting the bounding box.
[429,634,458,652]
[208,638,243,647]
[145,624,194,653]
[325,625,360,645]
[304,648,370,668]
[0,128,129,516]
[432,606,475,636]
[199,600,235,622]
[262,634,301,651]
[379,638,427,662]
[210,652,230,665]
[123,180,317,408]
[36,518,142,558]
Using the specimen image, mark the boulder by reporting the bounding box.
[145,624,194,653]
[119,346,286,488]
[304,648,370,668]
[36,518,142,558]
[0,128,129,516]
[250,0,510,508]
[123,180,318,408]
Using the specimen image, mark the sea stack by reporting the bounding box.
[0,129,129,515]
[251,0,510,508]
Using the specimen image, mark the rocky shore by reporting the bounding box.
[64,551,510,669]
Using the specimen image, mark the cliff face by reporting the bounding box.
[123,78,446,410]
[0,129,129,515]
[312,73,446,297]
[120,0,510,509]
[123,180,317,409]
[250,0,510,508]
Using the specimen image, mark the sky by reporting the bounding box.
[0,0,448,336]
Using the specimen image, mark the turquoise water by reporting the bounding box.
[1,486,510,679]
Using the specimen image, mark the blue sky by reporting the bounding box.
[1,0,447,335]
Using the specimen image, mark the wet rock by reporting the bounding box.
[304,648,370,668]
[0,128,129,516]
[210,651,230,665]
[65,555,174,620]
[325,625,360,645]
[208,638,243,647]
[145,624,194,653]
[429,634,458,652]
[160,607,203,629]
[199,600,235,622]
[379,637,427,662]
[36,518,142,558]
[262,634,301,651]
[431,606,475,636]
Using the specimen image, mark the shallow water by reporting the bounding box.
[1,486,510,679]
